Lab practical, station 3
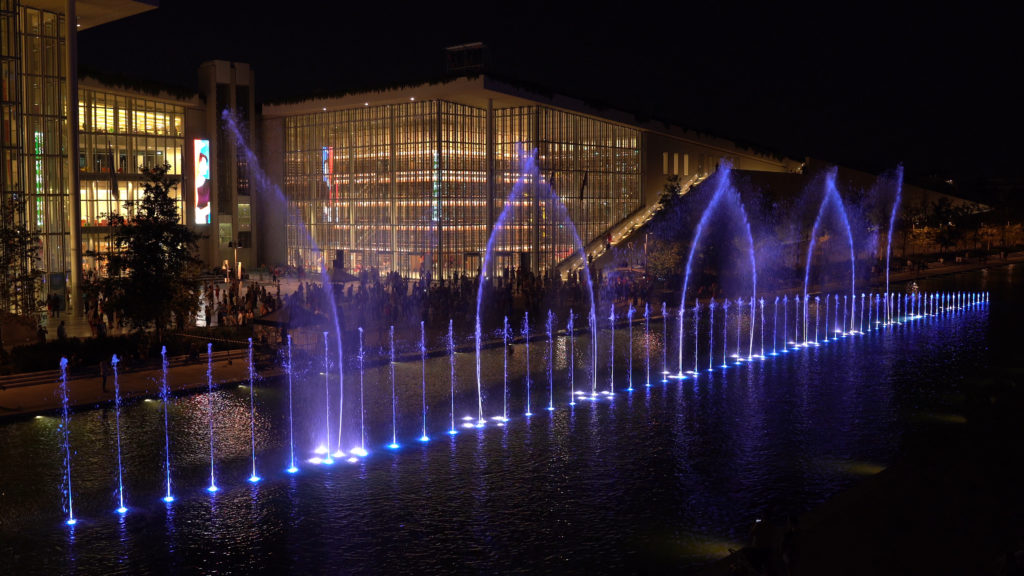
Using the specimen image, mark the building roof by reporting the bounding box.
[262,74,801,170]
[24,0,157,31]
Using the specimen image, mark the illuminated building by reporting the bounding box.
[261,75,801,279]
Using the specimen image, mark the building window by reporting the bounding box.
[673,153,679,176]
[662,152,668,175]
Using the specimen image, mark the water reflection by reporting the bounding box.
[0,270,1013,574]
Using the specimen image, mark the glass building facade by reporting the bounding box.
[0,1,69,309]
[77,88,186,274]
[283,100,641,279]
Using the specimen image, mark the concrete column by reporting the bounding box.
[65,0,82,316]
[485,98,494,279]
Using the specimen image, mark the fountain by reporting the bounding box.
[737,295,745,358]
[885,167,904,324]
[708,299,716,372]
[547,310,556,409]
[448,321,457,436]
[677,165,757,375]
[321,331,333,465]
[772,297,779,355]
[803,170,856,346]
[353,328,367,457]
[662,301,669,381]
[59,358,74,525]
[523,312,532,417]
[608,304,615,394]
[477,147,597,422]
[286,335,298,473]
[207,342,217,493]
[644,303,651,387]
[502,316,509,423]
[724,297,733,364]
[389,326,399,449]
[110,354,127,514]
[247,339,260,483]
[420,321,430,442]
[692,302,699,373]
[568,310,576,405]
[160,346,174,501]
[627,303,635,391]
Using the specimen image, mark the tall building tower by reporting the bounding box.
[197,60,256,276]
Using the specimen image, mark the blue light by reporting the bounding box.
[419,435,430,442]
[66,519,77,526]
[350,446,368,457]
[116,507,128,514]
[207,485,218,493]
[286,467,299,474]
[248,475,261,483]
[387,443,400,450]
[162,495,175,503]
[448,429,458,435]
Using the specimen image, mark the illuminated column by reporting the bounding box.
[485,98,495,279]
[66,0,82,315]
[389,105,397,274]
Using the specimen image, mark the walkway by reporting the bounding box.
[0,350,281,419]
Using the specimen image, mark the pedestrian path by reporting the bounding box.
[0,351,281,419]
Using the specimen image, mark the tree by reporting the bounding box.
[90,164,202,340]
[0,192,43,316]
[658,174,683,208]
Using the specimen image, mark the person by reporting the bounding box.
[37,325,47,344]
[57,320,66,340]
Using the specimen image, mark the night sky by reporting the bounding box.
[78,2,1022,189]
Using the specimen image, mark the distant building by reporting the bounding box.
[260,75,802,280]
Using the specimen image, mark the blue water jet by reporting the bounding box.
[608,304,615,394]
[708,299,716,372]
[356,327,367,456]
[448,320,457,435]
[644,303,651,387]
[627,303,635,391]
[568,310,576,405]
[246,339,260,483]
[885,167,904,324]
[389,326,399,449]
[476,148,598,424]
[661,301,669,381]
[420,321,430,442]
[206,342,217,493]
[523,312,532,416]
[286,335,298,474]
[547,310,556,409]
[803,170,856,344]
[677,165,757,374]
[160,346,174,500]
[59,358,75,525]
[110,354,127,514]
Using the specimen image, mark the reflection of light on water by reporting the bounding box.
[914,412,967,425]
[824,459,886,476]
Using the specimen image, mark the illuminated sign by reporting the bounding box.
[323,146,334,222]
[194,139,210,224]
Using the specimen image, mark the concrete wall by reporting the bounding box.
[257,115,287,267]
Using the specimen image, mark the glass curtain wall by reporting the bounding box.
[284,100,639,281]
[77,89,185,275]
[19,4,67,296]
[285,100,485,279]
[495,106,642,273]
